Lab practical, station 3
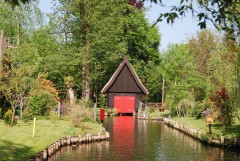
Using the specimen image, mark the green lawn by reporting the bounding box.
[149,110,240,139]
[148,110,171,118]
[0,119,101,161]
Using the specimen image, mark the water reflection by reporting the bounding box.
[54,117,240,161]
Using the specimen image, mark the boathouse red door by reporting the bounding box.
[114,96,135,113]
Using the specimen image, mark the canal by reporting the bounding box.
[55,116,240,161]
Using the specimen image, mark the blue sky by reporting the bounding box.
[39,1,209,51]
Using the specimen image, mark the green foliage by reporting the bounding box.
[149,0,240,36]
[64,76,74,88]
[148,106,156,113]
[27,89,57,116]
[98,94,106,108]
[176,99,194,117]
[51,0,161,99]
[22,107,33,122]
[86,99,94,108]
[190,100,212,119]
[4,109,17,126]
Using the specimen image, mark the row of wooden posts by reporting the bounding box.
[27,132,110,161]
[163,118,240,147]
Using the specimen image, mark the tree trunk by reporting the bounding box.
[82,46,90,101]
[11,107,16,127]
[0,30,3,65]
[19,94,23,118]
[79,2,91,101]
[67,88,75,105]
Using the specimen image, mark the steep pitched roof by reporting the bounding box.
[101,56,149,94]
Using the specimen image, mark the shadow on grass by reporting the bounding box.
[0,140,33,161]
[222,124,240,137]
[211,123,240,137]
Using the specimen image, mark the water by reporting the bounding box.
[55,116,240,161]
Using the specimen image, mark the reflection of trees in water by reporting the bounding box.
[50,141,110,161]
[51,118,240,161]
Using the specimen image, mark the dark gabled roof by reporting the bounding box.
[101,56,149,94]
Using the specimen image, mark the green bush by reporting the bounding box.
[98,94,106,108]
[27,89,57,116]
[22,107,33,122]
[86,99,94,108]
[176,99,195,117]
[148,106,156,113]
[190,100,214,119]
[4,109,17,126]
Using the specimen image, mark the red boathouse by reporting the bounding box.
[101,56,148,114]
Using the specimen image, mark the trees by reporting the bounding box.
[146,0,240,35]
[161,44,197,114]
[51,0,161,102]
[0,45,37,126]
[3,0,32,6]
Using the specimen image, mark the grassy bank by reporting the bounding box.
[0,119,101,161]
[148,110,171,118]
[172,117,240,139]
[149,110,240,139]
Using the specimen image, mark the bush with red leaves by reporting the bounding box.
[210,87,233,126]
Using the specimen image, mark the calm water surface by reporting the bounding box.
[55,116,240,161]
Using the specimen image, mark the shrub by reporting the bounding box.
[176,99,195,117]
[98,94,106,108]
[68,100,93,127]
[27,89,57,116]
[210,87,233,126]
[148,106,156,113]
[4,109,17,126]
[22,107,33,122]
[86,99,94,108]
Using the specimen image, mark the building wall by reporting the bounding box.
[107,92,143,112]
[108,65,142,93]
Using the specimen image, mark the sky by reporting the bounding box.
[39,1,209,51]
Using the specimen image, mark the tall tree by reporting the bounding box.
[51,0,161,102]
[188,30,217,76]
[146,0,240,36]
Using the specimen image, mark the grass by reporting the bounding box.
[148,110,171,118]
[148,109,240,139]
[172,117,240,139]
[0,118,101,161]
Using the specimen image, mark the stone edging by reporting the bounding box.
[27,132,110,161]
[163,118,240,148]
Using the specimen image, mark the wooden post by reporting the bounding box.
[33,117,36,137]
[57,99,61,118]
[94,103,97,122]
[208,124,212,134]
